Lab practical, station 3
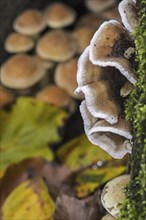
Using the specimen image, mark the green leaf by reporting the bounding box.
[1,179,55,220]
[74,166,126,198]
[57,134,112,169]
[0,97,68,173]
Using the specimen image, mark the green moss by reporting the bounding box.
[119,0,146,219]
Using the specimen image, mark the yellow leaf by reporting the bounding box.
[74,166,126,198]
[1,179,55,220]
[57,134,112,169]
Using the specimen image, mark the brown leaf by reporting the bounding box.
[0,158,45,206]
[53,194,101,220]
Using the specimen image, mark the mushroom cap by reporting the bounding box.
[36,30,77,62]
[81,80,121,124]
[75,46,126,95]
[33,55,55,70]
[120,80,134,97]
[0,86,14,108]
[55,57,82,99]
[118,0,138,32]
[80,101,132,159]
[36,85,76,114]
[0,55,46,89]
[89,20,137,84]
[13,9,46,36]
[103,5,122,22]
[85,0,116,13]
[101,214,115,220]
[45,2,76,28]
[89,118,132,139]
[77,13,105,28]
[73,25,97,54]
[101,175,130,217]
[4,32,35,53]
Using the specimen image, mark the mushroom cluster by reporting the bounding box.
[76,0,138,159]
[1,1,124,111]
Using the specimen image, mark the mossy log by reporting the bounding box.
[119,0,146,219]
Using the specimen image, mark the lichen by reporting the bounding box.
[119,0,146,219]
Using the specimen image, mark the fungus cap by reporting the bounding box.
[13,9,46,36]
[81,81,121,124]
[85,0,116,13]
[0,55,46,89]
[89,118,132,139]
[101,175,130,217]
[4,32,35,53]
[120,80,134,97]
[80,101,132,159]
[55,57,82,99]
[33,55,54,70]
[75,46,126,95]
[36,30,77,62]
[36,85,76,114]
[89,20,137,84]
[118,0,138,32]
[45,2,76,28]
[73,25,97,54]
[0,86,14,108]
[103,5,121,22]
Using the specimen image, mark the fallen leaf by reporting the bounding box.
[57,134,112,170]
[74,165,126,198]
[0,158,45,206]
[0,97,68,173]
[54,194,99,220]
[1,178,55,220]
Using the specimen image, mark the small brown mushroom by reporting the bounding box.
[36,30,77,62]
[4,32,35,53]
[101,175,130,217]
[103,5,122,22]
[73,25,97,54]
[35,85,76,114]
[33,55,55,70]
[55,57,82,99]
[13,9,46,36]
[85,0,116,14]
[80,101,132,158]
[118,0,138,33]
[0,86,15,108]
[81,80,121,124]
[101,214,115,220]
[77,13,105,28]
[0,54,46,90]
[45,2,76,28]
[89,20,137,84]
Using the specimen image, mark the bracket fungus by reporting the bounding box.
[101,175,130,217]
[45,2,76,28]
[13,9,46,36]
[80,101,132,159]
[101,214,115,220]
[89,20,137,84]
[75,1,137,158]
[118,0,138,33]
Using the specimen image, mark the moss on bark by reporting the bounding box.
[119,0,146,219]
